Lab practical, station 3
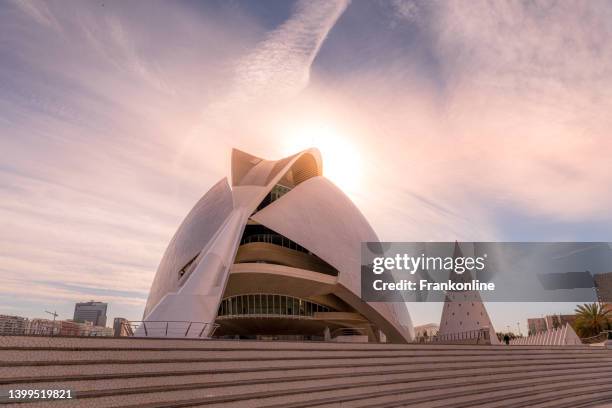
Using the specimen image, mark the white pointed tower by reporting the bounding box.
[438,242,500,344]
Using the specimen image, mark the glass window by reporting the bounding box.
[220,294,331,318]
[255,294,261,314]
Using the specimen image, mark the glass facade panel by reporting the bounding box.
[217,294,333,318]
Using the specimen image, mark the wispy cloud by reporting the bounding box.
[0,0,350,321]
[232,0,349,102]
[8,0,61,31]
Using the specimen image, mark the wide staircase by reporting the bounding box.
[1,336,611,408]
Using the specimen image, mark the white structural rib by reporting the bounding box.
[144,178,234,318]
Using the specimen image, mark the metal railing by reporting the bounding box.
[240,234,310,253]
[122,321,220,338]
[331,327,368,338]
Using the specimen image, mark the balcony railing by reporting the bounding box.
[217,294,333,319]
[122,321,220,338]
[240,234,310,253]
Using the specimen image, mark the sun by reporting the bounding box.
[280,122,362,194]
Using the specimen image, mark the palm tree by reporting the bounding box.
[574,303,611,338]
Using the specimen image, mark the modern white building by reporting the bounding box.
[142,148,414,342]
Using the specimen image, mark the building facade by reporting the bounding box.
[414,323,439,338]
[142,148,414,342]
[27,318,60,336]
[528,317,548,335]
[0,315,28,335]
[594,272,612,303]
[528,314,577,335]
[527,314,576,335]
[73,301,108,327]
[545,314,576,330]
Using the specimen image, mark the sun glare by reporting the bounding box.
[281,122,362,194]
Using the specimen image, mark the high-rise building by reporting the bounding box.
[73,301,107,327]
[142,148,413,342]
[594,272,612,303]
[0,315,28,335]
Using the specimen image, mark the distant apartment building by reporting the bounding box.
[0,315,28,335]
[27,318,60,336]
[58,320,81,336]
[528,318,548,335]
[414,323,439,338]
[25,319,111,337]
[594,272,612,303]
[545,314,576,330]
[528,315,577,335]
[73,301,108,327]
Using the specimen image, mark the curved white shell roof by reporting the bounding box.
[143,148,413,341]
[252,176,413,341]
[144,178,233,317]
[251,176,375,295]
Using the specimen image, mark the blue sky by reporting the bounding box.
[1,0,612,331]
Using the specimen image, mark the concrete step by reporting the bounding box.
[1,354,610,385]
[203,375,612,408]
[1,346,608,365]
[2,349,609,368]
[0,336,597,352]
[405,380,612,408]
[529,390,612,408]
[2,355,610,384]
[5,366,611,408]
[1,337,610,408]
[8,365,611,397]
